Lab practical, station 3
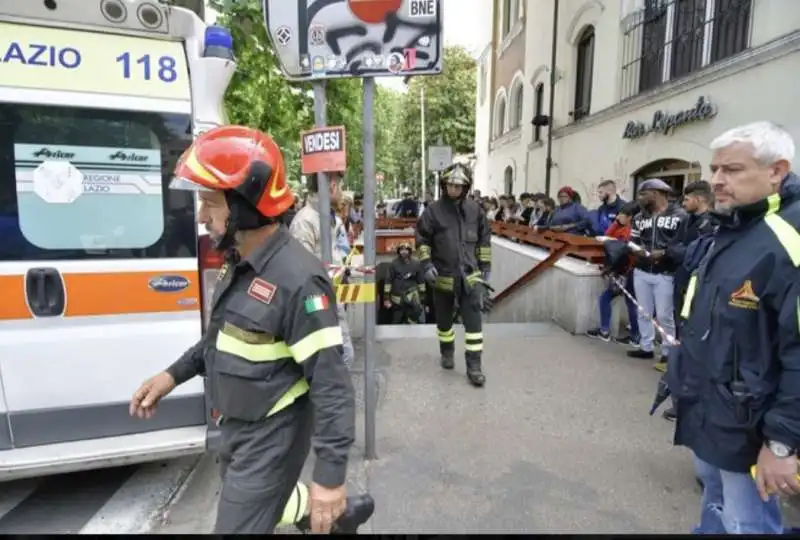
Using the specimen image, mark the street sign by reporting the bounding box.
[427,145,451,171]
[263,0,443,81]
[300,126,347,174]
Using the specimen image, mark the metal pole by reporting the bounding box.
[544,0,559,197]
[420,85,427,198]
[361,77,378,460]
[313,81,333,266]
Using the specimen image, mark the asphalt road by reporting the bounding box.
[0,456,199,534]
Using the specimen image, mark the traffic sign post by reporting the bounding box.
[264,0,444,461]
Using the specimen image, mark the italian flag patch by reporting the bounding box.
[303,293,330,314]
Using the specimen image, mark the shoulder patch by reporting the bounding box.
[303,293,331,314]
[248,278,277,305]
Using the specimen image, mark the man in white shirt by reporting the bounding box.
[289,171,354,367]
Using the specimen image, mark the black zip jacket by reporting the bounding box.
[667,173,800,473]
[415,197,492,277]
[385,256,425,299]
[667,211,718,307]
[630,202,687,274]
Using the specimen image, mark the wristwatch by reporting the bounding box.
[767,440,797,458]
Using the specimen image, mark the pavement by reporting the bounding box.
[152,323,707,534]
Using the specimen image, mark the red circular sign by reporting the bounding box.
[347,0,402,24]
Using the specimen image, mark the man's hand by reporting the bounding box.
[309,482,347,533]
[129,372,176,419]
[754,445,800,501]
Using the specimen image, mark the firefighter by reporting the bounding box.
[127,126,373,535]
[415,163,492,386]
[383,242,426,324]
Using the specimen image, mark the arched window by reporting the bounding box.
[573,25,595,121]
[494,95,507,138]
[504,166,514,195]
[509,82,523,130]
[533,82,545,142]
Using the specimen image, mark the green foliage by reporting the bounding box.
[203,2,475,199]
[394,46,477,196]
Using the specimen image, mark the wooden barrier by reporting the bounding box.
[374,218,606,306]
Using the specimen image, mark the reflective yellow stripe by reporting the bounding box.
[465,271,482,286]
[465,342,483,352]
[464,332,482,340]
[477,246,492,262]
[267,378,310,417]
[417,245,431,261]
[436,328,455,343]
[434,275,454,291]
[289,326,343,363]
[681,275,698,319]
[391,295,402,303]
[383,284,391,293]
[216,331,291,362]
[764,193,800,267]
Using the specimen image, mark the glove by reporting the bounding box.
[472,276,495,313]
[423,263,438,284]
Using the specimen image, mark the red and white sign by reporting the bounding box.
[247,278,276,305]
[300,126,347,174]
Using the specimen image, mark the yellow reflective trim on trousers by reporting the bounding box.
[434,275,454,291]
[681,275,698,319]
[278,482,309,526]
[464,332,483,341]
[267,378,310,417]
[216,331,291,362]
[289,326,344,363]
[436,328,455,343]
[465,342,483,352]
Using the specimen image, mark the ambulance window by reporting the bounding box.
[0,104,197,261]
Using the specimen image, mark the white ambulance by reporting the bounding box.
[0,0,235,481]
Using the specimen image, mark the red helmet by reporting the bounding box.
[171,125,294,218]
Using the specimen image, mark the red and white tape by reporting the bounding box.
[610,275,680,347]
[326,264,376,275]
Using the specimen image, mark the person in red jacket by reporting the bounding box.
[586,202,641,344]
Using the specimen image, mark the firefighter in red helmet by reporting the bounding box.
[128,126,373,534]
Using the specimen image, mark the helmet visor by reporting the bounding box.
[169,176,215,192]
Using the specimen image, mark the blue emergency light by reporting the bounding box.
[203,25,234,59]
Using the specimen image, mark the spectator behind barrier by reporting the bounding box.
[593,180,628,235]
[548,187,592,234]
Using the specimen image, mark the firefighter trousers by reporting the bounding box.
[214,394,313,534]
[432,279,483,364]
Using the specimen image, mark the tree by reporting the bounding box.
[394,46,477,196]
[204,1,407,198]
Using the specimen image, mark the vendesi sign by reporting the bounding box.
[622,96,717,140]
[300,126,347,174]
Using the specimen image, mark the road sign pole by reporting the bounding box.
[362,77,378,460]
[313,81,333,267]
[420,85,426,198]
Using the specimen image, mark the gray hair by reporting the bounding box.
[710,121,795,167]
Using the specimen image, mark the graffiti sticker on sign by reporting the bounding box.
[300,126,347,174]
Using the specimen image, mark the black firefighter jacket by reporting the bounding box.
[384,256,425,303]
[166,225,355,488]
[415,197,492,278]
[667,173,800,473]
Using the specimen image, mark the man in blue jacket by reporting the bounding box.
[666,122,800,534]
[594,179,627,235]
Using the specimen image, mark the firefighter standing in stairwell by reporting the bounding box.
[383,242,426,324]
[415,163,492,386]
[127,126,373,535]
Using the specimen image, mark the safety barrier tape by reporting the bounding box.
[327,264,376,275]
[335,283,376,304]
[610,276,680,347]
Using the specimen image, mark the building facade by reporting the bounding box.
[475,0,800,205]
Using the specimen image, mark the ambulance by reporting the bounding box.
[0,0,235,481]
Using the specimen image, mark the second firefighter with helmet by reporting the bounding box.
[128,125,373,534]
[416,162,493,386]
[383,241,426,324]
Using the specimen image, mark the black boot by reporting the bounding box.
[296,493,375,534]
[466,358,485,387]
[440,347,455,370]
